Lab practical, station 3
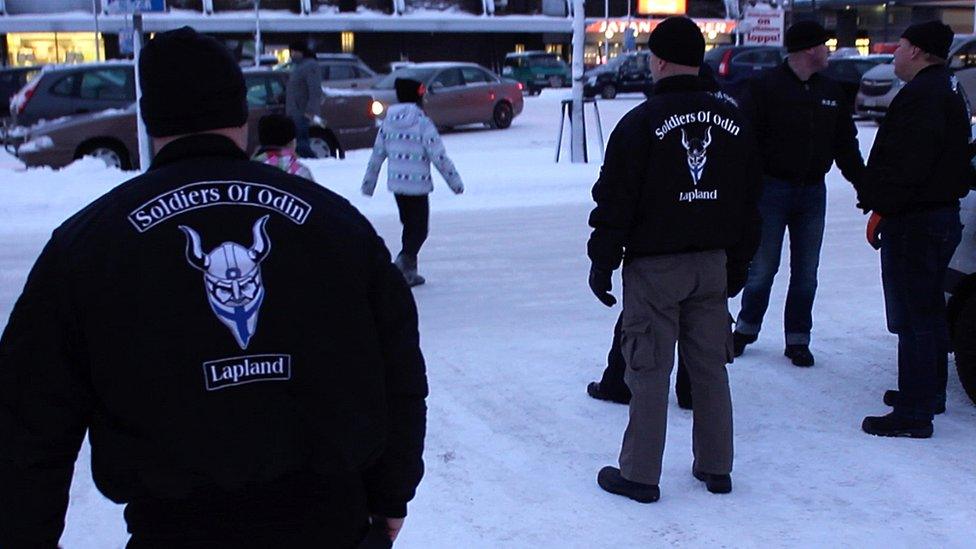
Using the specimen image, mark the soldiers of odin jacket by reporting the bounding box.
[0,134,427,546]
[859,64,971,216]
[740,61,865,186]
[587,75,763,280]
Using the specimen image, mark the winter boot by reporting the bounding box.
[395,252,426,287]
[784,344,815,367]
[861,412,933,438]
[883,390,946,415]
[597,466,660,503]
[693,470,732,494]
[732,332,757,358]
[587,382,631,405]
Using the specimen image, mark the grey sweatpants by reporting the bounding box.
[618,250,733,485]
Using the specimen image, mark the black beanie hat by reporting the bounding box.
[785,21,828,53]
[395,78,424,104]
[139,26,247,138]
[647,16,705,67]
[258,114,297,147]
[902,20,954,60]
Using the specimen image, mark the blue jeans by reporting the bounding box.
[880,207,962,421]
[291,114,315,158]
[736,177,826,346]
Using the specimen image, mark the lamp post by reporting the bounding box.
[571,0,586,162]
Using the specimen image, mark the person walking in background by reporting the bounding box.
[0,28,427,547]
[252,114,315,181]
[859,21,971,438]
[285,40,323,159]
[362,78,464,287]
[588,17,762,503]
[732,21,866,367]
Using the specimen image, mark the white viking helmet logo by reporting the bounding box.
[681,126,712,186]
[179,215,271,349]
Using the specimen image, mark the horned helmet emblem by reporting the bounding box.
[681,126,712,187]
[179,215,271,349]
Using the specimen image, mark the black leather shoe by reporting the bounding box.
[784,345,815,367]
[587,382,630,405]
[675,388,693,410]
[732,332,757,357]
[597,466,660,503]
[693,470,732,494]
[883,390,945,415]
[862,412,933,438]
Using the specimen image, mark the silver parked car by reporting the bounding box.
[370,63,524,130]
[945,123,976,406]
[857,35,976,121]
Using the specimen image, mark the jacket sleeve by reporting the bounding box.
[361,229,428,519]
[422,118,463,193]
[587,111,651,272]
[0,234,91,548]
[860,90,946,215]
[306,63,323,118]
[725,129,764,296]
[833,91,866,188]
[361,129,387,196]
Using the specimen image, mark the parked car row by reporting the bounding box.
[5,67,377,170]
[3,56,525,170]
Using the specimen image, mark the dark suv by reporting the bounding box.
[583,51,653,99]
[10,62,135,127]
[704,45,785,97]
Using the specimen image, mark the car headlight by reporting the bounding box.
[371,100,385,117]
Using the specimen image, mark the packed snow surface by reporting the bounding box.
[1,91,975,548]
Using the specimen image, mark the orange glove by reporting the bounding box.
[866,212,883,250]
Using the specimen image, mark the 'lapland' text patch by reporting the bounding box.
[203,354,291,391]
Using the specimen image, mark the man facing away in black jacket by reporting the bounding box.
[732,21,866,367]
[588,17,762,503]
[860,21,971,438]
[0,27,427,548]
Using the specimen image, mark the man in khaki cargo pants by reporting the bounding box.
[587,16,762,503]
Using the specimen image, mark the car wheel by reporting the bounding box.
[601,84,617,100]
[953,292,976,405]
[77,141,130,170]
[490,102,514,129]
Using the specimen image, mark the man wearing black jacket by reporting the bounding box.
[732,21,866,367]
[0,28,427,547]
[587,64,729,411]
[860,21,970,438]
[588,17,762,502]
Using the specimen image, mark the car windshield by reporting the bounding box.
[603,55,629,70]
[374,67,440,89]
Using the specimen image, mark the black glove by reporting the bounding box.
[727,266,748,298]
[588,265,617,307]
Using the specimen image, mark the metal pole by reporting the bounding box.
[92,0,101,62]
[254,0,262,67]
[571,0,586,162]
[133,13,152,171]
[604,0,610,63]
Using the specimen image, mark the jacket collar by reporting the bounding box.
[780,60,821,85]
[150,134,249,171]
[653,74,704,95]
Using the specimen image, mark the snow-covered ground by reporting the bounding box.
[2,91,976,548]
